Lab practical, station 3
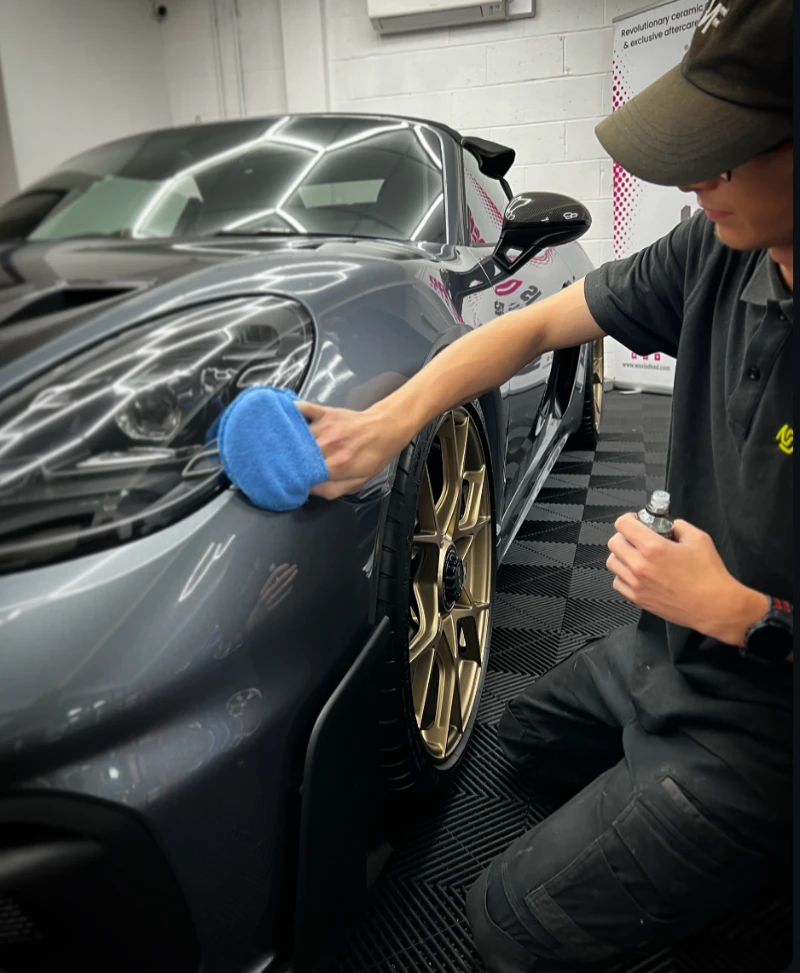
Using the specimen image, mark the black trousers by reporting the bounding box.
[465,629,792,973]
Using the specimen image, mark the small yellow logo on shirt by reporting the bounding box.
[776,424,793,455]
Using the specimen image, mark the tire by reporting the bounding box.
[568,337,605,449]
[375,402,497,811]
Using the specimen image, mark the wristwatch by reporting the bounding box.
[741,597,793,663]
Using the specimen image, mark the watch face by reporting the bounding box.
[746,623,793,663]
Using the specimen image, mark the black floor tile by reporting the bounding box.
[529,501,585,522]
[569,565,624,600]
[578,520,616,545]
[515,520,583,544]
[496,563,573,598]
[595,450,647,465]
[583,502,635,523]
[574,541,618,568]
[562,595,641,636]
[489,625,562,675]
[590,473,648,491]
[493,592,567,630]
[536,485,589,505]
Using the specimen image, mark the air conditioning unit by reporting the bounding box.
[368,0,534,36]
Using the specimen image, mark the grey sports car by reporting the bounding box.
[0,113,602,973]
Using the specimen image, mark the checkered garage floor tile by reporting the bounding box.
[330,392,791,973]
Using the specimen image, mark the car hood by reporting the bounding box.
[0,234,425,375]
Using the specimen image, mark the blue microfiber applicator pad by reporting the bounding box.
[216,387,328,512]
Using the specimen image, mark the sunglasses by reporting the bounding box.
[718,139,793,181]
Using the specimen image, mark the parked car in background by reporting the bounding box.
[0,113,601,973]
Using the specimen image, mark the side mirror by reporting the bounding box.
[494,192,592,271]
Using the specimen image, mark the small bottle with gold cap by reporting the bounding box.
[637,490,675,540]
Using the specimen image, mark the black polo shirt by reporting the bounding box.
[584,212,792,794]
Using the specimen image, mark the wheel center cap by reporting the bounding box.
[441,544,465,612]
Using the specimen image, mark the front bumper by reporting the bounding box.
[0,488,385,971]
[0,618,392,973]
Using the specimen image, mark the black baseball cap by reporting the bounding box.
[595,0,793,186]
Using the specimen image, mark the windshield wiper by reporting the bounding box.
[211,228,372,240]
[212,227,303,237]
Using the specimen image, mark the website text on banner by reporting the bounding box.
[610,0,705,393]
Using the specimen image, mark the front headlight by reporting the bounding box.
[0,296,314,571]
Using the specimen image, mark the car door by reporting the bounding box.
[459,150,574,521]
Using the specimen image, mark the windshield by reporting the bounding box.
[0,116,447,244]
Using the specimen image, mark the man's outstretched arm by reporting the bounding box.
[297,277,605,499]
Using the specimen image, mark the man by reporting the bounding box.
[299,0,793,968]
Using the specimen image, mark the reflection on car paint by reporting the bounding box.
[251,260,360,296]
[244,563,299,632]
[305,338,357,402]
[427,273,464,324]
[178,535,237,603]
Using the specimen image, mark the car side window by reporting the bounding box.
[463,151,508,247]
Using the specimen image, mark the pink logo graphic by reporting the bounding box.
[495,278,522,296]
[612,64,643,260]
[466,173,504,230]
[654,353,661,361]
[468,211,485,245]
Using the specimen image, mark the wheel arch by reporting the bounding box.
[368,329,504,622]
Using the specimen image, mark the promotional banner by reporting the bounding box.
[610,0,706,392]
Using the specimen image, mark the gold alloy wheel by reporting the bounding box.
[408,409,492,761]
[592,338,605,429]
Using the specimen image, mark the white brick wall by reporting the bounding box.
[564,27,613,76]
[451,75,604,129]
[485,35,563,84]
[566,116,610,161]
[332,46,487,102]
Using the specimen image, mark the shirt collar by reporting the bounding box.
[741,251,793,317]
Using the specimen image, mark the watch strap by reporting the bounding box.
[742,595,793,662]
